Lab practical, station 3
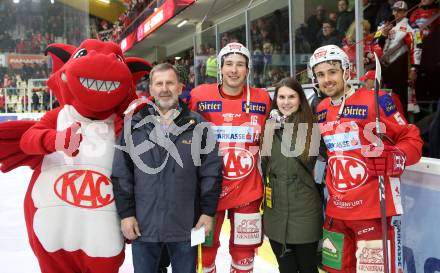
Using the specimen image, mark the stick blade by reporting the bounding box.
[374,52,382,91]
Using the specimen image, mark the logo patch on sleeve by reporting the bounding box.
[379,95,397,116]
[340,105,368,119]
[197,101,222,113]
[317,109,327,123]
[242,101,266,115]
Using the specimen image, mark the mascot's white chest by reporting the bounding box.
[31,105,123,257]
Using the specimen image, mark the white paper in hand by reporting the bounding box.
[190,226,205,247]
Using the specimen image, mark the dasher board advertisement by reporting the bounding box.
[401,158,440,273]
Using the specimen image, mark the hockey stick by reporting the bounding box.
[373,52,389,273]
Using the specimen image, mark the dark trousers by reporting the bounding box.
[269,239,319,273]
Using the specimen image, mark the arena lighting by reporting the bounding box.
[96,0,110,4]
[177,19,188,28]
[13,0,20,4]
[50,0,54,3]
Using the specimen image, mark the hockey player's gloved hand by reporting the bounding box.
[365,144,406,177]
[51,122,83,157]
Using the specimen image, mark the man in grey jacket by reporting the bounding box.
[112,63,222,273]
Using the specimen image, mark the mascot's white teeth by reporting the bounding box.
[79,77,121,92]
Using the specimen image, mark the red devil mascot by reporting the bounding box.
[0,39,152,273]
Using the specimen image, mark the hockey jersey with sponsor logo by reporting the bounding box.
[316,88,422,220]
[189,83,271,210]
[380,18,422,66]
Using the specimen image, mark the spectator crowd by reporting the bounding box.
[191,0,438,90]
[0,0,88,54]
[0,0,84,113]
[92,0,161,42]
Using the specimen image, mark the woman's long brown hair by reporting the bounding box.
[265,77,316,163]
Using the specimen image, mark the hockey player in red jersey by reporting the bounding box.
[309,45,423,273]
[189,42,271,273]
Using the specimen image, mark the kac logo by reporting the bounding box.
[328,156,368,192]
[221,147,254,180]
[54,170,114,208]
[314,50,327,59]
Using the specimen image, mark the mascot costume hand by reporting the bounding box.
[0,39,152,273]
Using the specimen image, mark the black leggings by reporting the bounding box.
[269,239,319,273]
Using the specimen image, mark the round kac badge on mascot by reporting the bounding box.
[0,39,152,273]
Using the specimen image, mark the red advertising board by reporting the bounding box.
[7,54,48,69]
[120,32,137,53]
[119,0,195,52]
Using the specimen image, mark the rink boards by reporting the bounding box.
[401,157,440,273]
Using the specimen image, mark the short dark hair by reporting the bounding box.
[149,63,180,84]
[312,60,343,76]
[220,53,249,69]
[322,20,336,28]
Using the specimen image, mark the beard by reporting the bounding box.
[156,96,178,112]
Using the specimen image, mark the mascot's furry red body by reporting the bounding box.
[0,39,151,273]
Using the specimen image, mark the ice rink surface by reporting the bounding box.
[0,167,278,273]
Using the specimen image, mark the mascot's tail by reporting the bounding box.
[0,120,43,172]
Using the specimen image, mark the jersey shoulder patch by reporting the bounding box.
[316,109,328,123]
[379,94,398,117]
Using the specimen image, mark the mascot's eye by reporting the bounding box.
[73,48,88,59]
[116,55,124,62]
